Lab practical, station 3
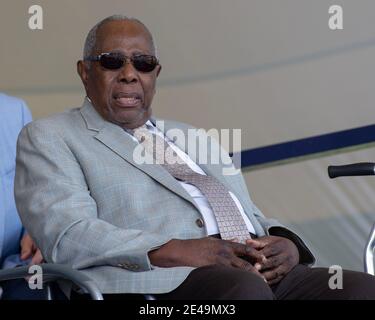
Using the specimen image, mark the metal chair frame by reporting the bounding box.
[0,263,103,300]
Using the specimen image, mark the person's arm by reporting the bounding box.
[17,100,42,265]
[14,122,172,271]
[148,237,266,279]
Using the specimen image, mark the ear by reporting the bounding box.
[77,60,90,92]
[153,65,162,95]
[156,64,162,77]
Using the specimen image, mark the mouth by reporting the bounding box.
[113,92,142,108]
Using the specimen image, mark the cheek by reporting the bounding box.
[90,72,116,100]
[141,77,157,102]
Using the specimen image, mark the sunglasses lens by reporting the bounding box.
[133,55,158,72]
[100,53,124,70]
[97,53,158,72]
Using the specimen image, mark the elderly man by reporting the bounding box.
[14,15,375,299]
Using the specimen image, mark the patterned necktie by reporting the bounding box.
[133,125,251,243]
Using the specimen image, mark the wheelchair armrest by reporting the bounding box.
[0,264,103,300]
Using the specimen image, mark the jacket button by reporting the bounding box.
[195,218,204,228]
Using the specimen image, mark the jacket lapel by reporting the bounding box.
[79,100,200,211]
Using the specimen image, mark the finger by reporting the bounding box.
[30,250,44,265]
[20,234,33,260]
[261,265,287,282]
[246,239,266,250]
[232,243,266,263]
[230,256,256,272]
[20,246,33,260]
[245,245,267,264]
[255,253,285,271]
[20,250,32,260]
[259,243,283,259]
[230,257,267,282]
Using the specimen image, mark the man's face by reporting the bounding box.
[78,20,161,129]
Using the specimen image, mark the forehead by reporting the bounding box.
[96,20,154,54]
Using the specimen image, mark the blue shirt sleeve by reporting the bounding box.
[0,94,32,268]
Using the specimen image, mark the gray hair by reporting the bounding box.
[83,15,158,60]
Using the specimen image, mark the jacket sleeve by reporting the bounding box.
[14,122,171,272]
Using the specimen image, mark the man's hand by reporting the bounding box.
[246,236,299,285]
[149,237,267,280]
[20,234,44,265]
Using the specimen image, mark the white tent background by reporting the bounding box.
[2,0,375,271]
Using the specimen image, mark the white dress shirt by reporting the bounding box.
[127,120,256,236]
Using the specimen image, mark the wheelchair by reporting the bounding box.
[0,262,159,300]
[0,263,103,300]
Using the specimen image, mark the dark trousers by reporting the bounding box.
[70,264,375,300]
[154,264,375,300]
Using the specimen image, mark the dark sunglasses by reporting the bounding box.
[85,52,159,72]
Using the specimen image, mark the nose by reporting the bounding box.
[117,59,138,84]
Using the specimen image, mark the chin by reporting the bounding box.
[114,112,146,127]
